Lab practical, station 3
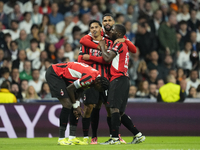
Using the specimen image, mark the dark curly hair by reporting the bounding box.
[96,76,110,91]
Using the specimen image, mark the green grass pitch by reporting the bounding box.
[1,136,200,150]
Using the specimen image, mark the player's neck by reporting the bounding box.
[93,36,102,41]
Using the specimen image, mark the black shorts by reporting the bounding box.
[82,87,108,105]
[107,76,130,113]
[45,66,70,99]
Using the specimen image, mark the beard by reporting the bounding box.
[104,25,113,31]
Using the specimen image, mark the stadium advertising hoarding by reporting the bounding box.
[0,103,200,138]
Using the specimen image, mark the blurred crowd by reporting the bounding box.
[0,0,200,102]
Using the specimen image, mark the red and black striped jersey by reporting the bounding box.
[78,37,112,80]
[110,42,129,81]
[52,62,100,89]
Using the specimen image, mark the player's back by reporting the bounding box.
[110,42,129,81]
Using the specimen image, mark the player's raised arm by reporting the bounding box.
[80,34,100,50]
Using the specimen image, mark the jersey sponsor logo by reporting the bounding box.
[60,89,64,96]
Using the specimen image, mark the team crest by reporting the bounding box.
[83,94,86,101]
[60,89,64,96]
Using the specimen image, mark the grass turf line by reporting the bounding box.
[0,136,200,150]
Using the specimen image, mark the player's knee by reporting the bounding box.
[110,108,119,114]
[84,104,94,117]
[105,106,111,117]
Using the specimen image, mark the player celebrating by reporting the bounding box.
[99,24,145,144]
[45,62,109,145]
[68,20,112,145]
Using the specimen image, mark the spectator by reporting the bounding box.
[147,51,160,71]
[128,48,141,85]
[1,33,11,53]
[26,38,41,61]
[97,0,110,14]
[137,59,148,83]
[49,3,64,25]
[161,3,169,22]
[187,9,200,32]
[24,85,40,100]
[28,24,40,41]
[115,13,125,25]
[38,32,49,51]
[196,23,200,42]
[196,84,200,98]
[1,58,12,73]
[0,49,4,67]
[186,70,200,95]
[20,79,28,99]
[3,20,20,40]
[54,48,65,63]
[176,33,184,50]
[58,0,72,15]
[47,43,56,61]
[0,80,17,103]
[177,41,192,70]
[16,30,30,50]
[64,43,74,61]
[31,3,43,25]
[71,26,81,49]
[189,0,199,11]
[148,9,162,35]
[0,22,4,46]
[0,1,8,28]
[190,31,200,52]
[0,67,11,85]
[10,83,22,100]
[32,50,48,70]
[149,83,158,99]
[111,0,127,15]
[180,79,187,97]
[135,22,157,59]
[4,40,19,61]
[147,68,158,85]
[190,50,199,70]
[157,78,164,89]
[79,0,90,14]
[77,13,90,33]
[177,4,190,22]
[19,60,32,81]
[40,82,52,99]
[125,21,135,43]
[8,4,23,23]
[3,0,24,15]
[23,0,35,12]
[39,0,51,14]
[187,86,197,98]
[11,67,20,84]
[28,69,43,94]
[151,0,162,12]
[56,12,75,38]
[142,2,153,19]
[128,85,137,98]
[19,12,33,34]
[124,4,138,25]
[159,55,174,80]
[39,14,50,34]
[12,50,27,73]
[89,4,102,22]
[158,14,179,59]
[177,21,190,44]
[177,68,186,83]
[136,80,150,98]
[71,3,80,24]
[157,75,185,102]
[46,24,59,44]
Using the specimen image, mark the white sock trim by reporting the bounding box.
[84,136,89,139]
[69,136,76,139]
[59,138,65,140]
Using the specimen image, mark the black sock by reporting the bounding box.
[121,114,139,136]
[82,118,90,137]
[59,107,71,138]
[91,108,100,138]
[111,112,120,138]
[107,117,112,136]
[69,108,78,136]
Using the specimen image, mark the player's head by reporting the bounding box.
[102,13,115,31]
[109,24,126,41]
[89,20,102,38]
[94,76,109,92]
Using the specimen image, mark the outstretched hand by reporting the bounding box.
[73,106,84,120]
